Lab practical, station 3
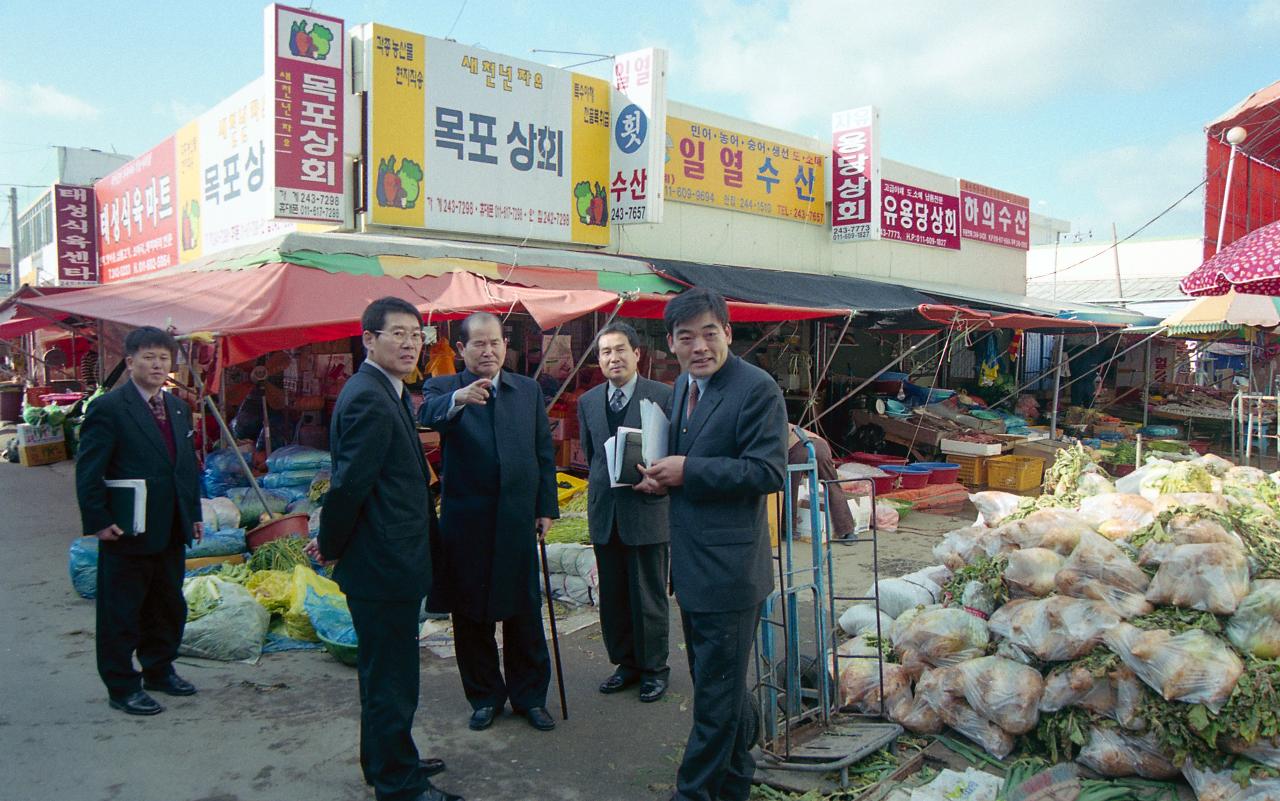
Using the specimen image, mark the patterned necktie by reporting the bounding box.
[148,393,167,424]
[686,380,699,419]
[610,387,626,412]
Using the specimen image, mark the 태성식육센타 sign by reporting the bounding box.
[879,179,960,250]
[53,185,98,285]
[665,117,826,225]
[363,25,611,246]
[959,180,1030,250]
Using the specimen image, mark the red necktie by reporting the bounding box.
[686,380,699,419]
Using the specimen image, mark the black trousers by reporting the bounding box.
[452,607,551,712]
[675,605,761,801]
[594,533,670,681]
[95,541,186,698]
[348,597,430,801]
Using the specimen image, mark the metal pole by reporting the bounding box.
[1217,142,1241,254]
[1142,340,1153,428]
[8,187,19,292]
[988,328,1134,410]
[1112,222,1124,300]
[1049,336,1065,438]
[806,330,942,428]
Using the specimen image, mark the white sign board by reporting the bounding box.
[609,48,667,225]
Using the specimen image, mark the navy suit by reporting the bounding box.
[420,369,559,712]
[75,381,200,699]
[319,362,438,801]
[667,356,787,801]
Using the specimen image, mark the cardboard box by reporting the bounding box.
[17,423,64,447]
[20,440,67,466]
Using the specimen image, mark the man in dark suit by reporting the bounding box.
[76,326,203,716]
[308,297,462,801]
[419,312,560,733]
[637,288,787,801]
[577,322,673,703]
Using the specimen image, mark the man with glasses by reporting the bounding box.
[419,312,560,734]
[309,297,462,801]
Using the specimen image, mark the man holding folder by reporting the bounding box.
[76,326,203,716]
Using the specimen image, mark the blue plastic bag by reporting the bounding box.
[265,445,331,474]
[185,528,246,558]
[224,487,290,527]
[305,586,356,646]
[260,470,319,489]
[202,444,252,497]
[69,537,98,599]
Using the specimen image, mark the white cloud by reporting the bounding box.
[687,1,1277,131]
[1057,132,1206,240]
[151,98,207,124]
[0,79,100,120]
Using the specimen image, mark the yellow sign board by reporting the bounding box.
[570,74,611,247]
[367,24,427,228]
[664,117,825,225]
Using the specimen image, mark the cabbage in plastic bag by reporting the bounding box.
[68,537,99,599]
[916,665,1014,758]
[185,527,246,559]
[1145,543,1250,615]
[838,603,894,640]
[1003,548,1063,598]
[894,607,989,674]
[997,509,1093,555]
[260,469,321,489]
[894,668,944,734]
[970,491,1023,527]
[265,444,332,473]
[1077,727,1179,779]
[955,656,1043,735]
[224,486,290,527]
[1056,530,1153,618]
[284,565,344,642]
[1104,623,1243,712]
[1183,761,1280,801]
[988,596,1122,662]
[1039,665,1116,715]
[1077,493,1155,540]
[1076,472,1116,497]
[933,525,1008,570]
[838,659,912,717]
[1227,580,1280,658]
[178,579,269,662]
[865,576,943,620]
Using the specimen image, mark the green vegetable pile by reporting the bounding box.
[247,536,309,572]
[184,576,223,622]
[545,517,590,545]
[216,562,252,585]
[560,491,589,514]
[943,553,1010,610]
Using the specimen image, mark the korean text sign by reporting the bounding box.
[365,28,611,246]
[95,139,178,283]
[959,180,1029,250]
[880,179,960,250]
[609,48,667,225]
[268,4,346,222]
[53,185,98,285]
[831,106,879,242]
[665,117,825,225]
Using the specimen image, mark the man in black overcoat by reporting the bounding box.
[418,312,560,733]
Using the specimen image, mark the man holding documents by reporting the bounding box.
[75,326,202,716]
[577,323,673,703]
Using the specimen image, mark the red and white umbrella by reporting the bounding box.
[1181,219,1280,296]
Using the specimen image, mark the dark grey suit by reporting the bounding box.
[578,376,673,682]
[319,362,437,801]
[667,356,786,801]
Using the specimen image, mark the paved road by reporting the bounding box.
[0,459,951,801]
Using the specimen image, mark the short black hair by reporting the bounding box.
[595,322,641,353]
[124,326,178,357]
[663,287,729,335]
[458,312,502,345]
[361,297,423,333]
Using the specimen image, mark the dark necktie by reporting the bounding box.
[610,387,626,412]
[148,393,167,425]
[686,381,699,419]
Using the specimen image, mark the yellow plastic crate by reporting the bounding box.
[951,454,988,487]
[986,455,1045,491]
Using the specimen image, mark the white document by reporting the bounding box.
[104,479,147,534]
[639,398,669,466]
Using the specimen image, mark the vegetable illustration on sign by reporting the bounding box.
[289,20,334,61]
[574,181,607,226]
[375,156,423,209]
[181,200,200,251]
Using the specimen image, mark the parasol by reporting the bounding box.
[1158,290,1280,336]
[1180,219,1280,296]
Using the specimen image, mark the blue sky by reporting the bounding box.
[2,0,1277,247]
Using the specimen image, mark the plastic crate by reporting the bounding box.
[950,454,988,487]
[987,455,1045,491]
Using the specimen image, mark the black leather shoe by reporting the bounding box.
[143,673,197,696]
[420,758,445,778]
[108,690,163,716]
[599,670,640,694]
[639,678,669,703]
[468,706,497,731]
[414,781,464,801]
[524,706,556,731]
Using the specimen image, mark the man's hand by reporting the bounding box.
[304,538,335,567]
[192,521,204,542]
[455,378,494,407]
[637,456,686,491]
[535,517,553,543]
[95,524,124,542]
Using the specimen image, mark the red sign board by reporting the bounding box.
[53,185,98,285]
[831,106,879,242]
[269,4,346,222]
[95,138,178,283]
[959,180,1029,250]
[880,179,960,250]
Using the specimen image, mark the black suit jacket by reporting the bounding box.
[75,381,201,555]
[578,377,673,546]
[419,369,558,621]
[319,363,436,603]
[666,356,787,614]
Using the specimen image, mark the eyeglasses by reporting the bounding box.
[374,329,426,345]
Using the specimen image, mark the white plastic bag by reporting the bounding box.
[1003,548,1064,597]
[955,656,1043,735]
[997,509,1093,555]
[838,659,912,717]
[838,603,894,640]
[894,608,989,674]
[1077,493,1155,540]
[1227,580,1280,658]
[179,580,270,663]
[1183,761,1280,801]
[1104,623,1243,712]
[970,491,1023,527]
[1076,472,1116,497]
[1077,727,1179,779]
[988,596,1122,662]
[866,576,943,619]
[916,666,1014,759]
[934,525,1008,570]
[1146,543,1250,615]
[909,768,1001,801]
[1056,530,1153,618]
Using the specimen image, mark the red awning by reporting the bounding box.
[617,293,844,322]
[0,314,66,339]
[913,304,1122,332]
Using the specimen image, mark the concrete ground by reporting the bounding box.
[0,460,959,801]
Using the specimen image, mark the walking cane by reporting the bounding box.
[539,534,570,720]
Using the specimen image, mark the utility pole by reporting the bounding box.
[1111,222,1123,301]
[8,187,19,294]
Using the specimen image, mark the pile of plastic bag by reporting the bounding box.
[542,543,599,606]
[836,446,1280,798]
